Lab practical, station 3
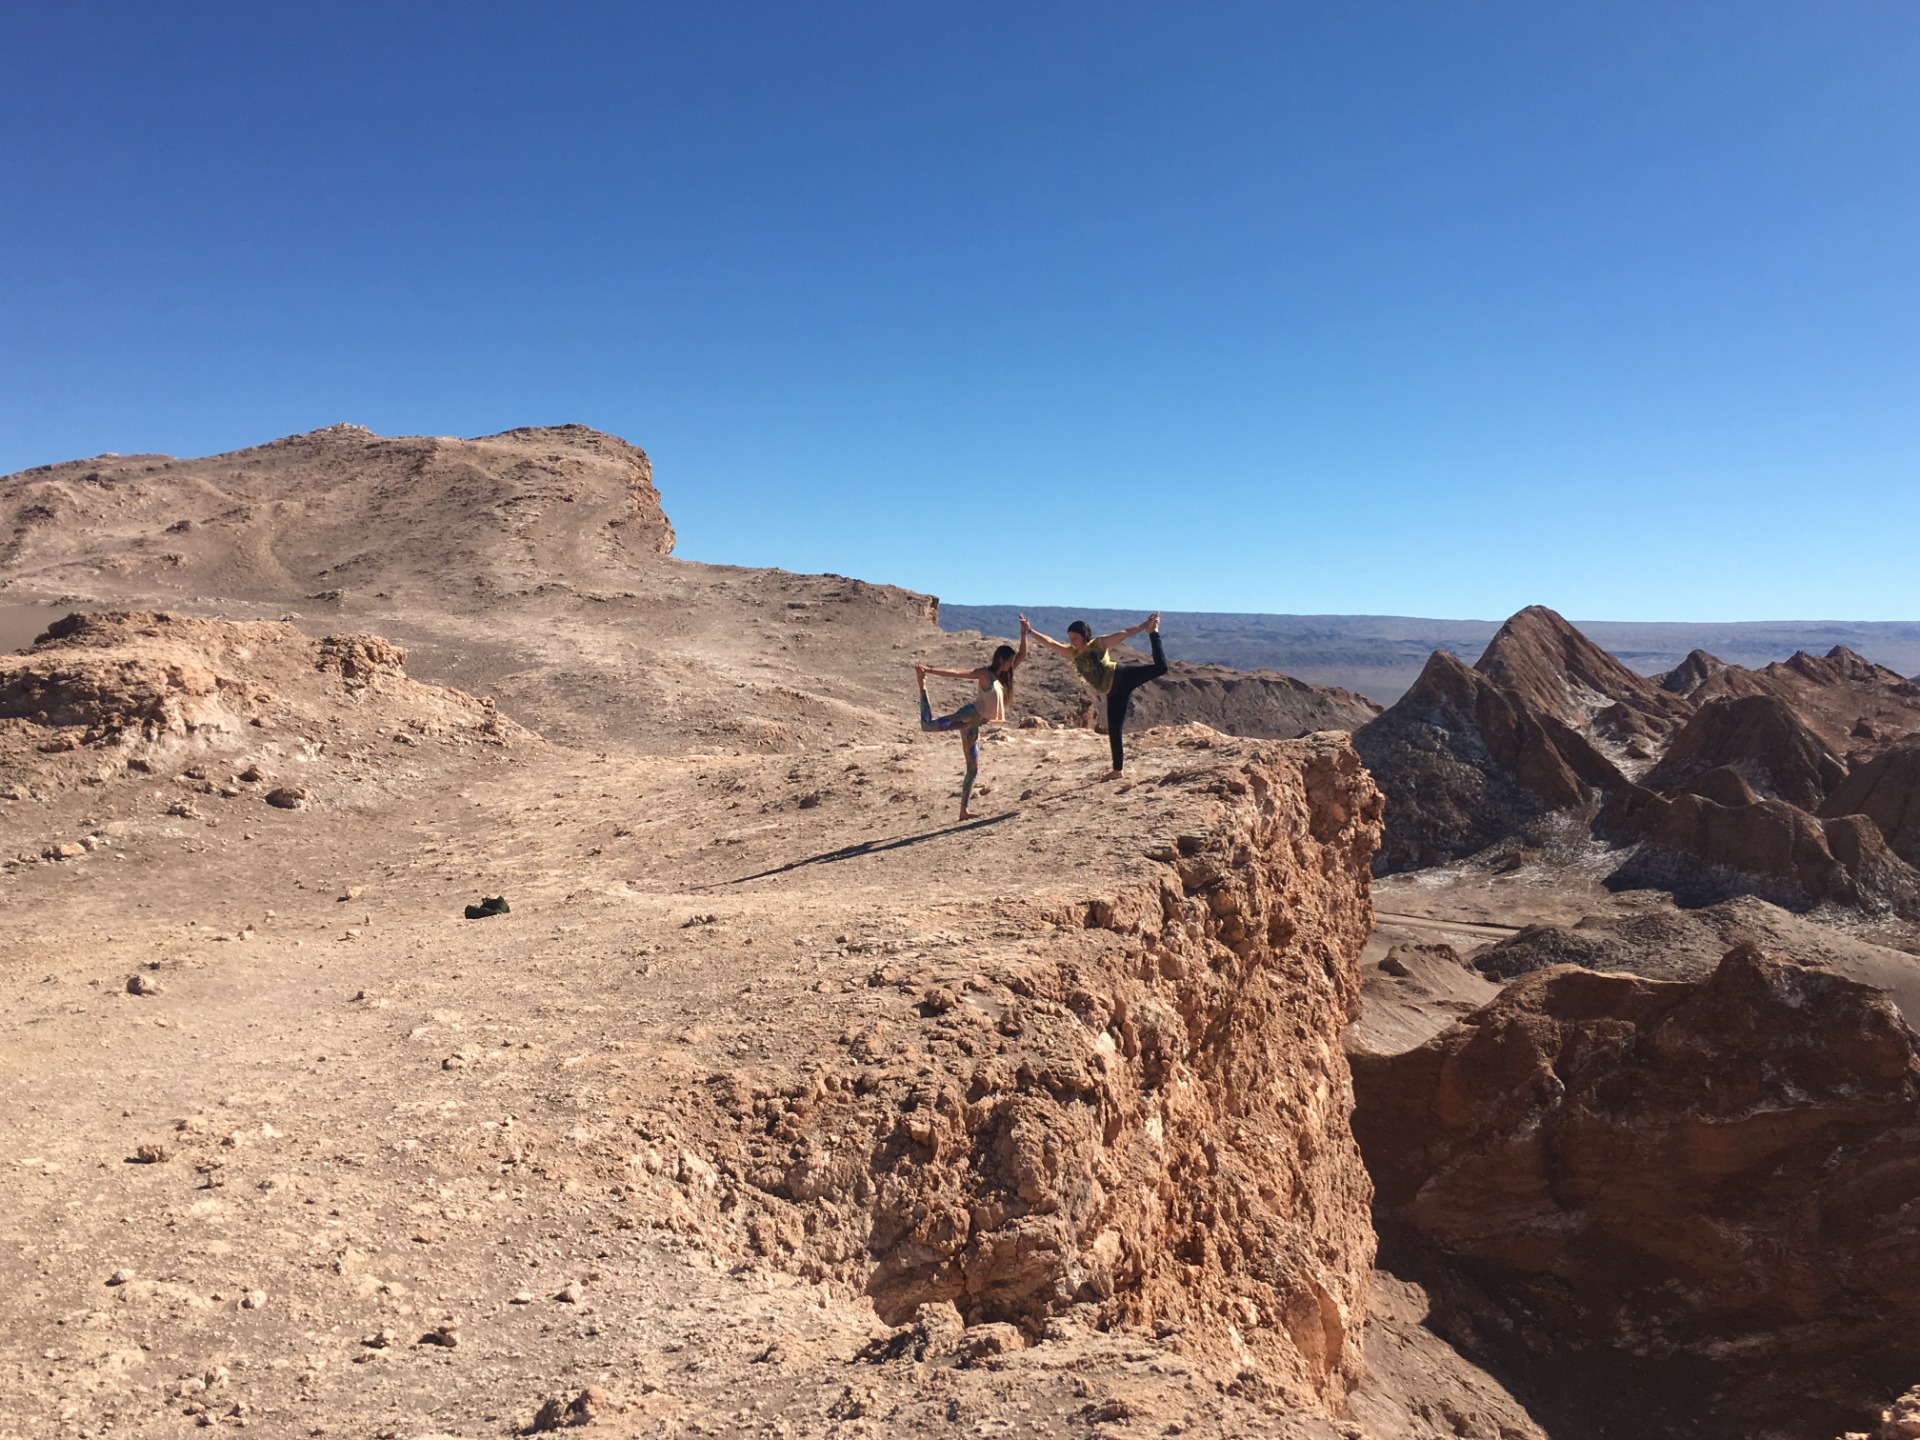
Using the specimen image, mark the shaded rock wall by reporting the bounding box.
[1351,947,1920,1440]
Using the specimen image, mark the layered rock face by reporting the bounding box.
[708,735,1387,1407]
[1351,947,1920,1440]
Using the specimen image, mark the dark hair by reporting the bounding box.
[989,644,1017,700]
[1067,620,1092,640]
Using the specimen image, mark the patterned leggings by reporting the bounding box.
[920,690,982,811]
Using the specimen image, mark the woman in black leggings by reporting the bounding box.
[1022,612,1166,776]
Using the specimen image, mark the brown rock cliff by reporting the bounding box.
[1351,947,1920,1439]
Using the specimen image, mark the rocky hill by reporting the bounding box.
[1,426,1370,752]
[1355,605,1920,921]
[0,425,1551,1440]
[1,423,674,603]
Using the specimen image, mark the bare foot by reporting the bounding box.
[1146,612,1160,634]
[1101,768,1122,781]
[914,664,927,683]
[959,808,975,821]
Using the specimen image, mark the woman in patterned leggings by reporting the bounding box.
[915,638,1024,820]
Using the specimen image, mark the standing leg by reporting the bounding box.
[958,723,981,818]
[1103,634,1170,775]
[1105,688,1128,773]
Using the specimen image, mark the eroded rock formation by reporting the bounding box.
[1354,627,1636,873]
[0,609,524,800]
[1643,692,1846,810]
[1603,788,1920,919]
[1824,737,1920,870]
[706,735,1386,1408]
[1357,607,1920,921]
[1350,946,1920,1439]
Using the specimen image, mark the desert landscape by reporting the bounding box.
[4,424,1918,1440]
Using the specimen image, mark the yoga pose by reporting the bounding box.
[1022,612,1166,776]
[915,638,1025,820]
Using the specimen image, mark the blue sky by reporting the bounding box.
[2,3,1914,621]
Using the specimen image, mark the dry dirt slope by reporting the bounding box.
[0,430,1543,1440]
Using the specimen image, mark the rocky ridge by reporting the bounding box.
[1355,605,1920,920]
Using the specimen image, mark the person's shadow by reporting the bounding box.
[698,811,1019,889]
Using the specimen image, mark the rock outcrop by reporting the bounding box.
[1106,659,1380,740]
[1602,786,1920,918]
[1643,692,1846,810]
[1659,647,1727,697]
[1351,946,1920,1440]
[1824,737,1920,870]
[709,734,1387,1407]
[0,609,524,800]
[1354,622,1639,873]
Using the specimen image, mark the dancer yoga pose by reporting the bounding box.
[915,639,1024,820]
[1022,612,1166,777]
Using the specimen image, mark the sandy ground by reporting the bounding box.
[1,682,1541,1439]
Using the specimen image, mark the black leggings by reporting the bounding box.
[1104,632,1168,771]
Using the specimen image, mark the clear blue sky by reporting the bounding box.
[3,3,1914,621]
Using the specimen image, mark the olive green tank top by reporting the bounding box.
[1073,643,1116,695]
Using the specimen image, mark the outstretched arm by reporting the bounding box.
[1092,613,1159,651]
[1019,614,1075,658]
[921,664,991,681]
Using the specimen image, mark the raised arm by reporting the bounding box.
[1019,614,1075,658]
[1091,615,1153,651]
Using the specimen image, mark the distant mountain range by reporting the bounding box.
[938,605,1920,704]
